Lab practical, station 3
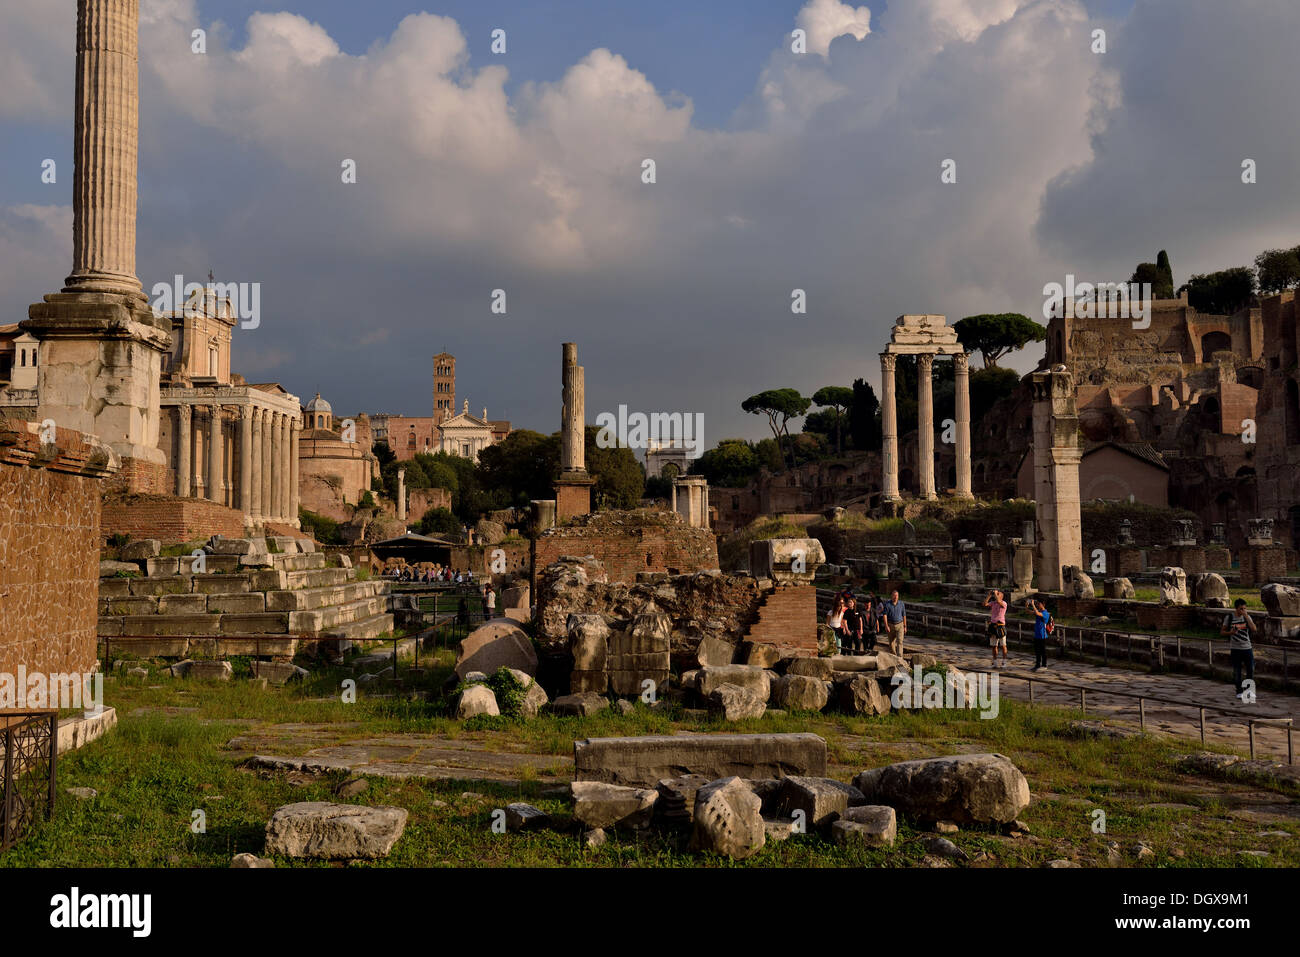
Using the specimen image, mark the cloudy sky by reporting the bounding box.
[2,0,1297,450]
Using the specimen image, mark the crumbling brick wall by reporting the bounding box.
[0,420,115,695]
[101,493,247,545]
[531,509,718,593]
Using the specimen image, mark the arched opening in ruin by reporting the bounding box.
[1200,331,1231,360]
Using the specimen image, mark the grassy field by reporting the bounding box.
[2,648,1297,868]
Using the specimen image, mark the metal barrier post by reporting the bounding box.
[1249,721,1256,759]
[1079,687,1086,714]
[1199,707,1206,744]
[1139,697,1145,731]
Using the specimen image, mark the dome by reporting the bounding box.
[305,393,332,414]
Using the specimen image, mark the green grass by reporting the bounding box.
[4,648,1297,868]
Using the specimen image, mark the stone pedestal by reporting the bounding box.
[1166,545,1206,576]
[530,499,557,535]
[1240,545,1287,587]
[555,476,595,523]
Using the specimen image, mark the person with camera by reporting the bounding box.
[983,589,1008,668]
[1027,598,1052,670]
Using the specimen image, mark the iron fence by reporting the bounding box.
[1,713,57,852]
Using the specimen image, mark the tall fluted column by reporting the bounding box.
[277,414,291,524]
[290,417,301,528]
[881,354,900,502]
[250,408,264,524]
[917,353,936,500]
[64,0,143,294]
[561,342,585,474]
[397,467,407,522]
[954,352,973,499]
[175,405,191,497]
[239,406,254,521]
[207,405,225,504]
[260,409,273,526]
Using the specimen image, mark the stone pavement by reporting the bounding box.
[904,634,1299,761]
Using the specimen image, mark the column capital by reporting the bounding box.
[880,353,897,372]
[954,352,969,374]
[917,352,934,373]
[239,405,253,421]
[178,404,191,422]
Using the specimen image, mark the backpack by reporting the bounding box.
[1044,612,1055,635]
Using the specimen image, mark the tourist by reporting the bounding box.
[842,595,867,655]
[455,570,464,585]
[485,585,497,619]
[882,590,907,656]
[984,589,1009,667]
[862,592,879,651]
[872,593,888,641]
[825,595,847,653]
[1028,599,1051,670]
[1222,598,1257,700]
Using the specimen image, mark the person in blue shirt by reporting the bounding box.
[1027,598,1052,670]
[882,590,907,656]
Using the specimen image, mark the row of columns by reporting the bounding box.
[173,404,300,527]
[880,351,972,502]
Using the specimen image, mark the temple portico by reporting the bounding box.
[880,314,972,503]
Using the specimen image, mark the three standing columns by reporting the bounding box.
[879,350,972,502]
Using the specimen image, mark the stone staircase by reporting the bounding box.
[98,538,393,659]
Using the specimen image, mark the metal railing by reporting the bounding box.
[1,713,57,851]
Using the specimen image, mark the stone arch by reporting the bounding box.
[1200,331,1231,360]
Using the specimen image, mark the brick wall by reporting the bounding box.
[0,419,115,704]
[743,584,818,656]
[101,494,248,545]
[102,457,170,495]
[533,517,718,589]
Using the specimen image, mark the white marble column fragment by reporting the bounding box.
[881,353,900,502]
[175,405,191,497]
[239,406,254,521]
[954,352,973,499]
[397,467,407,522]
[250,407,263,523]
[207,404,224,504]
[917,353,936,500]
[64,0,144,295]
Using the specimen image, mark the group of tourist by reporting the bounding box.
[825,589,908,656]
[384,565,475,585]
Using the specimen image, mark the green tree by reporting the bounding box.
[849,378,881,451]
[693,439,759,488]
[372,441,395,469]
[585,426,644,509]
[969,366,1020,426]
[1180,268,1256,315]
[645,474,674,501]
[415,506,461,537]
[1255,246,1300,295]
[741,388,809,471]
[811,385,853,455]
[475,430,557,506]
[952,314,1047,368]
[1131,250,1175,299]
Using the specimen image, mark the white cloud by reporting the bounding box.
[796,0,873,57]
